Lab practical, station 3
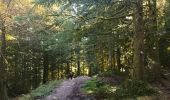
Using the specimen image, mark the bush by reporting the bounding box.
[115,79,157,99]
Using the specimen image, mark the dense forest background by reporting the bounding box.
[0,0,170,99]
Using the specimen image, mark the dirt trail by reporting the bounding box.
[40,76,91,100]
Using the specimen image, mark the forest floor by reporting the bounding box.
[152,79,170,99]
[13,76,170,100]
[137,79,170,100]
[39,77,170,100]
[40,76,92,100]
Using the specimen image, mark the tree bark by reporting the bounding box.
[131,0,145,80]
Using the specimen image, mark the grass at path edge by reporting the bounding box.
[15,79,63,100]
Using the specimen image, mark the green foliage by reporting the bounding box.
[115,79,157,99]
[4,0,170,99]
[82,78,117,99]
[31,80,62,98]
[81,78,98,93]
[98,68,126,77]
[98,69,114,77]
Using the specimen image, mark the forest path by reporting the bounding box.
[40,76,91,100]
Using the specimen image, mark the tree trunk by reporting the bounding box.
[66,62,70,76]
[43,51,49,84]
[88,65,92,77]
[148,0,161,81]
[131,0,145,80]
[50,61,56,80]
[57,66,60,80]
[77,44,81,76]
[0,23,8,100]
[77,58,80,76]
[0,81,8,100]
[101,50,104,72]
[116,47,121,72]
[108,36,113,68]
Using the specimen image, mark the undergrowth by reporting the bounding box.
[98,68,126,78]
[15,79,62,100]
[115,79,157,99]
[82,77,157,100]
[81,77,117,99]
[31,80,62,98]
